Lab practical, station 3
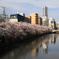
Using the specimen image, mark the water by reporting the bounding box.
[0,34,59,59]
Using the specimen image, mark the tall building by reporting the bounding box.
[29,13,38,24]
[42,6,48,17]
[42,6,48,26]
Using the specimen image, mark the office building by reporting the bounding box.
[24,16,31,23]
[9,14,24,22]
[29,13,38,24]
[9,13,31,23]
[42,6,48,17]
[38,16,42,25]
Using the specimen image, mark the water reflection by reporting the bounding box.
[0,34,59,59]
[50,34,56,44]
[42,42,48,54]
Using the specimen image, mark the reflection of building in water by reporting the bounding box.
[0,34,53,59]
[56,34,59,40]
[51,34,56,44]
[32,48,39,57]
[42,42,48,54]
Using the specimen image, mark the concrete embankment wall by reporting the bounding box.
[0,22,52,46]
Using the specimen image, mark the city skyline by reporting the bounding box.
[0,0,59,22]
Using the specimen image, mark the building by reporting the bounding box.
[16,12,25,17]
[42,16,48,26]
[38,16,42,25]
[9,14,24,22]
[24,16,31,23]
[42,6,48,17]
[42,6,48,26]
[19,13,25,17]
[29,13,38,24]
[56,22,59,29]
[0,14,9,22]
[49,18,56,29]
[0,14,4,22]
[9,13,31,23]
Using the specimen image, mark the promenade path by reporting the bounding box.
[52,30,59,33]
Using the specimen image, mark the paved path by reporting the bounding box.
[52,30,59,33]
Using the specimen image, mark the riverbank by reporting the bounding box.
[52,30,59,33]
[0,22,52,46]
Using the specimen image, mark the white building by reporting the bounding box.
[19,13,25,17]
[42,16,48,26]
[49,18,56,29]
[16,12,25,17]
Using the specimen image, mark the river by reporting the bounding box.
[0,34,59,59]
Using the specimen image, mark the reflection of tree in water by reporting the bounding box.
[0,34,52,59]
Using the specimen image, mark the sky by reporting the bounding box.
[0,0,59,22]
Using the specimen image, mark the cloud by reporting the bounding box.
[1,0,34,3]
[0,0,59,22]
[0,0,59,9]
[0,1,41,16]
[32,0,59,8]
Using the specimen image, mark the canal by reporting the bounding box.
[0,34,59,59]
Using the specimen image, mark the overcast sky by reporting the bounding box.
[0,0,59,22]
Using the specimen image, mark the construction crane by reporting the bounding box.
[0,6,6,16]
[0,6,7,22]
[0,6,9,22]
